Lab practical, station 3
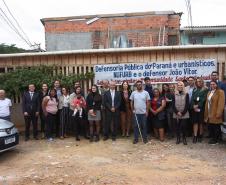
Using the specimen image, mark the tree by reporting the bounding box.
[0,65,94,98]
[0,43,27,54]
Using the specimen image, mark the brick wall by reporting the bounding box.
[43,13,181,50]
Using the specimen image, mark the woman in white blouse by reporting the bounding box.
[58,87,70,139]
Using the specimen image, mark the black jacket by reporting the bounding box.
[86,93,102,111]
[103,90,121,111]
[22,91,40,114]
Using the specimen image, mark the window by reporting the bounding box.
[111,34,128,48]
[189,35,203,44]
[168,35,177,45]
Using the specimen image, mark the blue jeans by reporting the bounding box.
[133,114,147,141]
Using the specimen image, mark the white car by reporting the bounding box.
[0,119,19,153]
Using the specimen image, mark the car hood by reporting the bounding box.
[0,119,14,129]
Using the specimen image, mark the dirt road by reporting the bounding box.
[0,136,225,185]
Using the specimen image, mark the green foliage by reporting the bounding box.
[0,65,94,98]
[0,43,27,54]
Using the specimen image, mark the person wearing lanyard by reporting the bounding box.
[58,87,70,139]
[204,81,225,145]
[190,78,208,143]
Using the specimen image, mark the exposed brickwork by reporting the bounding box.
[42,12,181,50]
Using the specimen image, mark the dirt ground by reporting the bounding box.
[0,135,225,185]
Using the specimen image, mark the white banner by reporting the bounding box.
[94,59,216,85]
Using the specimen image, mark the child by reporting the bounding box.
[72,94,86,117]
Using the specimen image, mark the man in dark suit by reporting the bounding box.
[103,81,121,141]
[22,84,40,141]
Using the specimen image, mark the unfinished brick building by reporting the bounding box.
[41,11,182,51]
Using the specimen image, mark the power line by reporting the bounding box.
[0,8,31,47]
[1,0,32,46]
[187,0,193,27]
[185,0,193,27]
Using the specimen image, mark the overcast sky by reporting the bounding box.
[0,0,225,50]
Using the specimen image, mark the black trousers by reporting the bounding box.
[209,123,222,142]
[59,107,70,137]
[146,110,153,135]
[24,114,38,138]
[55,111,60,137]
[72,111,88,138]
[46,113,57,139]
[166,109,174,137]
[174,119,188,137]
[104,110,119,138]
[39,110,45,133]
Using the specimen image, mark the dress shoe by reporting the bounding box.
[176,136,180,144]
[183,137,187,145]
[25,137,29,141]
[95,135,100,142]
[193,136,197,143]
[103,136,109,141]
[133,139,138,144]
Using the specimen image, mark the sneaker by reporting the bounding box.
[48,138,53,142]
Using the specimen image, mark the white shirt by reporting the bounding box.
[29,91,34,99]
[130,90,150,114]
[0,98,12,117]
[110,90,115,107]
[63,95,70,107]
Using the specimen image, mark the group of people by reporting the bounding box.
[0,71,225,145]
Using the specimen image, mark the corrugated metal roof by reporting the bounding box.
[40,11,182,25]
[181,25,226,32]
[1,45,226,58]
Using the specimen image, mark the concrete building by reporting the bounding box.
[41,11,182,51]
[180,25,226,45]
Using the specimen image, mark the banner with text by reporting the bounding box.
[94,59,216,85]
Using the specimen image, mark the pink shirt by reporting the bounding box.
[46,97,58,114]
